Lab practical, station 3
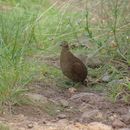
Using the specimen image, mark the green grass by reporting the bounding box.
[0,4,35,105]
[0,0,129,107]
[0,124,9,130]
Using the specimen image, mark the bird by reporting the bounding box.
[60,41,87,83]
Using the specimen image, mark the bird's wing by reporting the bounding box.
[71,62,85,75]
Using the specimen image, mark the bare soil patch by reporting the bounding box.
[0,78,130,129]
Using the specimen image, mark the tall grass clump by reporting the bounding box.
[84,0,130,101]
[0,2,40,106]
[0,123,9,130]
[0,0,73,106]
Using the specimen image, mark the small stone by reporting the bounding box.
[68,87,77,94]
[112,119,126,128]
[102,72,110,82]
[56,109,61,113]
[109,114,118,121]
[59,99,69,108]
[27,123,33,129]
[58,114,66,119]
[121,113,130,124]
[81,110,103,122]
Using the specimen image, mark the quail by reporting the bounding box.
[60,41,87,82]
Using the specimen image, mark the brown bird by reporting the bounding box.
[60,41,87,82]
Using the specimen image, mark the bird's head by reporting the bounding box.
[60,41,69,50]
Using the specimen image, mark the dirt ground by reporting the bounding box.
[0,79,130,130]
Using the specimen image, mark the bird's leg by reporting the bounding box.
[83,78,88,86]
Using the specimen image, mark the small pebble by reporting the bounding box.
[112,119,126,128]
[121,113,130,124]
[58,114,67,119]
[27,123,33,129]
